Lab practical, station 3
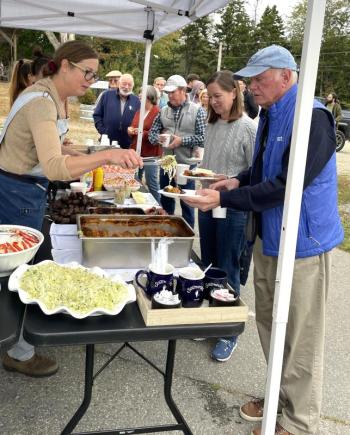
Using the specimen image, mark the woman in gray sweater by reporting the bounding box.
[199,70,257,362]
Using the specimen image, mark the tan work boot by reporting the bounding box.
[251,421,293,435]
[240,398,282,422]
[2,353,58,377]
[240,398,265,422]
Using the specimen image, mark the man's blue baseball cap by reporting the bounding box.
[233,45,297,79]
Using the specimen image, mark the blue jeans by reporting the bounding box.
[0,172,48,231]
[159,166,195,228]
[199,208,248,294]
[136,164,160,203]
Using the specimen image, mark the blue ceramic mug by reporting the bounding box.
[135,263,175,298]
[175,267,205,308]
[204,267,228,300]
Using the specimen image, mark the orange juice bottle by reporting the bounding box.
[93,167,104,191]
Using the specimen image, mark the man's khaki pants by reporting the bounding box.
[253,238,332,435]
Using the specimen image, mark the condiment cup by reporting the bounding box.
[70,182,87,194]
[212,206,227,219]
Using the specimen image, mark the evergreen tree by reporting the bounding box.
[214,0,255,72]
[253,6,287,49]
[179,16,216,79]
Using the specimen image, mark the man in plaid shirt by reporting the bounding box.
[149,74,207,227]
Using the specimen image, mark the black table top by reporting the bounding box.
[23,302,245,347]
[0,277,25,349]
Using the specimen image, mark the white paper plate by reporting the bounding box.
[158,189,198,199]
[8,260,136,319]
[182,174,221,181]
[86,191,115,200]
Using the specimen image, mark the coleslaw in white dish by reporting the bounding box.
[8,260,136,319]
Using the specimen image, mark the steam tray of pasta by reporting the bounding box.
[77,214,195,268]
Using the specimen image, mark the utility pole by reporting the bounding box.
[217,42,222,71]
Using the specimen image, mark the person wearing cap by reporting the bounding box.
[149,74,207,228]
[93,73,140,148]
[183,45,343,435]
[106,70,122,89]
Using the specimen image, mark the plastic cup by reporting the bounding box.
[176,164,190,185]
[212,206,227,218]
[159,134,171,147]
[196,147,204,160]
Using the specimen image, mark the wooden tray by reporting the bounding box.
[136,286,248,326]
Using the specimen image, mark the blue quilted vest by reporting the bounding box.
[255,84,344,257]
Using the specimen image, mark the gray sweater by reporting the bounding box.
[201,114,257,178]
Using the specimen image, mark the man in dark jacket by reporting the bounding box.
[93,73,140,148]
[183,45,343,435]
[239,79,259,119]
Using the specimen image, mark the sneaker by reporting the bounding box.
[2,353,59,378]
[251,422,292,435]
[211,337,237,362]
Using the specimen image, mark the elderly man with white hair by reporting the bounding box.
[183,45,343,435]
[93,73,140,148]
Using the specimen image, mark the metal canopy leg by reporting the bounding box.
[61,344,95,435]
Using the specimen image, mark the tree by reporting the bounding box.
[179,16,216,79]
[287,0,350,103]
[214,0,255,72]
[253,6,287,49]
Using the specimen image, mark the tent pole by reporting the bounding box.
[136,38,152,155]
[262,1,327,434]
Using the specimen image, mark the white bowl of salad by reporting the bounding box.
[0,225,44,277]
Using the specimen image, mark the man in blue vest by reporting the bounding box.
[183,45,344,435]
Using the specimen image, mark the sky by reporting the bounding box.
[246,0,301,21]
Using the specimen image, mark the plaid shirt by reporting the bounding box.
[149,101,206,148]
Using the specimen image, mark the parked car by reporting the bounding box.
[315,96,349,152]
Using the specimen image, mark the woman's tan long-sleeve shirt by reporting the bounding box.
[0,78,71,181]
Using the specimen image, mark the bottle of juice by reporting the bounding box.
[93,167,104,191]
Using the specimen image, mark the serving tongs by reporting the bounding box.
[141,157,161,166]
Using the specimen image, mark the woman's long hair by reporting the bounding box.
[9,59,32,107]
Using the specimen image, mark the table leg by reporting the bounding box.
[164,340,193,435]
[61,344,94,435]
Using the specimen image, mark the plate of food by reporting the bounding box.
[103,177,141,192]
[8,260,136,319]
[158,186,198,199]
[182,168,223,181]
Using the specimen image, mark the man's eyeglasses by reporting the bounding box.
[69,61,99,82]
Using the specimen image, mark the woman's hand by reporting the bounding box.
[109,149,143,169]
[127,127,138,136]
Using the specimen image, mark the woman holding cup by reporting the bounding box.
[197,70,256,362]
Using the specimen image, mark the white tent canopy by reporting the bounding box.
[0,0,228,152]
[0,0,227,42]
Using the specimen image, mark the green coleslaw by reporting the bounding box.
[19,263,129,314]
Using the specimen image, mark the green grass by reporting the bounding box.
[338,175,350,252]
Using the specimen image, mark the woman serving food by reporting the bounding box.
[0,40,142,378]
[0,40,142,232]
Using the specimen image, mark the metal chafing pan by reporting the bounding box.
[76,215,195,268]
[87,206,145,215]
